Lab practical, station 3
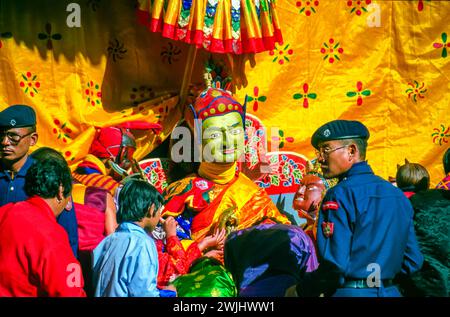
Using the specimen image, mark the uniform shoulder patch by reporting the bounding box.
[322,201,339,211]
[322,222,334,238]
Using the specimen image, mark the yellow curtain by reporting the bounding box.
[0,0,187,169]
[234,0,450,187]
[0,0,448,187]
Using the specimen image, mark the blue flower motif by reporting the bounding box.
[182,0,192,10]
[231,8,240,21]
[255,5,261,18]
[206,3,217,17]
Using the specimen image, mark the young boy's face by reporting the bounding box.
[144,204,162,232]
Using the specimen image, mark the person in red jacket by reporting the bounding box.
[155,216,226,288]
[0,155,86,297]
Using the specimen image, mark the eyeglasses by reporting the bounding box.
[0,131,34,145]
[315,145,348,158]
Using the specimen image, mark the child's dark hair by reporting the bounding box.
[25,156,73,198]
[116,180,164,223]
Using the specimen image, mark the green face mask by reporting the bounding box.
[201,112,244,163]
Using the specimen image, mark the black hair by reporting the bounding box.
[116,180,164,223]
[443,148,450,175]
[30,147,63,162]
[25,156,73,198]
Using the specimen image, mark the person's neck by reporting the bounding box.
[41,197,60,218]
[198,161,237,184]
[2,154,29,174]
[132,220,145,229]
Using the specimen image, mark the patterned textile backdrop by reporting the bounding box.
[0,0,449,187]
[234,0,449,186]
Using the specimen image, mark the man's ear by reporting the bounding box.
[349,143,357,158]
[30,133,38,147]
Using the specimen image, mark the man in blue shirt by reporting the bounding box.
[0,105,78,257]
[288,120,423,297]
[92,179,173,297]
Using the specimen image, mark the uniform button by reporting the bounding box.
[10,186,14,191]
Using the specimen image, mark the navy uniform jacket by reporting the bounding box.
[298,161,423,296]
[0,156,79,257]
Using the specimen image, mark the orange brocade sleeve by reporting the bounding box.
[236,188,290,230]
[156,236,202,288]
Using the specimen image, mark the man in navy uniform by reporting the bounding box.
[0,105,79,257]
[288,119,423,297]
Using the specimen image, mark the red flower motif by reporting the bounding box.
[19,71,40,97]
[247,86,267,111]
[296,0,319,16]
[347,0,371,16]
[85,81,102,106]
[64,150,76,162]
[293,83,317,108]
[405,81,427,102]
[433,33,449,58]
[53,119,74,143]
[346,81,371,106]
[417,0,431,12]
[321,39,344,63]
[270,44,294,65]
[272,130,294,149]
[432,125,450,146]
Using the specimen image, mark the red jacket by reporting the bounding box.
[156,236,202,288]
[0,196,86,297]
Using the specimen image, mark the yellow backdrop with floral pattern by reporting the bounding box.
[0,0,448,186]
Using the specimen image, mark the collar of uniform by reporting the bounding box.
[27,195,57,222]
[0,156,34,178]
[339,161,373,181]
[117,221,147,236]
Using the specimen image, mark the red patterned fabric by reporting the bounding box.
[156,236,202,288]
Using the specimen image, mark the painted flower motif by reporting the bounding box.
[433,32,449,58]
[129,86,155,106]
[231,7,240,21]
[247,86,267,112]
[269,44,294,65]
[293,83,317,108]
[85,81,102,106]
[405,81,427,102]
[321,38,344,63]
[38,23,62,50]
[258,154,303,189]
[346,81,371,106]
[0,31,12,48]
[161,42,181,64]
[52,119,73,144]
[64,150,76,162]
[107,39,127,62]
[347,0,372,16]
[272,130,294,149]
[432,125,450,146]
[296,0,319,16]
[182,0,193,10]
[417,0,431,12]
[19,72,40,97]
[204,1,218,28]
